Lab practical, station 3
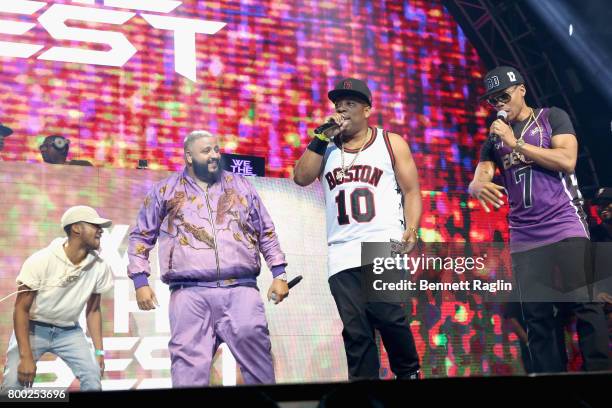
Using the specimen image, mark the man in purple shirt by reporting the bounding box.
[127,130,289,387]
[469,66,610,372]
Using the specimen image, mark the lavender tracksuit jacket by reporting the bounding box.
[127,169,287,288]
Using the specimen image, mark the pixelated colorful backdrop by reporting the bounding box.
[1,0,573,387]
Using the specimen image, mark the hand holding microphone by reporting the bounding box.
[489,110,510,143]
[269,275,303,304]
[314,120,339,135]
[314,114,349,139]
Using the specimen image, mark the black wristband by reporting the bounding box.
[307,137,329,156]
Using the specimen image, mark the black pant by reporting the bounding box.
[329,267,420,380]
[517,302,610,372]
[503,302,567,374]
[513,238,610,372]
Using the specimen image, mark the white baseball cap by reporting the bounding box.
[61,206,112,229]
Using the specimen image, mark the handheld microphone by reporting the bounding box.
[314,120,339,135]
[287,275,303,289]
[490,110,508,141]
[270,275,303,302]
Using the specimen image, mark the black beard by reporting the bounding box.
[192,158,221,184]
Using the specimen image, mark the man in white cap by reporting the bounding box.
[1,206,114,391]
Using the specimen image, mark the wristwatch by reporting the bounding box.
[276,273,287,281]
[514,138,526,152]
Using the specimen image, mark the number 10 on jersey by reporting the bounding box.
[335,188,376,225]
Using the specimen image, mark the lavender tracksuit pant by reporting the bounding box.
[168,285,275,387]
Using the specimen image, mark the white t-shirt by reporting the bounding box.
[16,238,114,327]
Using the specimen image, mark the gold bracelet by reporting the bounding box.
[408,227,419,240]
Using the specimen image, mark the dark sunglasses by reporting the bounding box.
[486,86,519,106]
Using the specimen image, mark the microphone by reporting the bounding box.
[270,275,303,302]
[287,275,303,289]
[490,110,508,141]
[314,120,339,135]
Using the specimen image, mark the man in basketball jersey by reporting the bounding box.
[469,66,610,372]
[294,78,422,380]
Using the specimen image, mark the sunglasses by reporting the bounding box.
[486,86,519,106]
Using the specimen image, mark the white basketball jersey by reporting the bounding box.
[321,127,404,277]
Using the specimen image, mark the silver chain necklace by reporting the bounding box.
[338,128,370,182]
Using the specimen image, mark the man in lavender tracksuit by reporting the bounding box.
[469,66,610,373]
[127,130,289,387]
